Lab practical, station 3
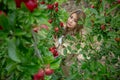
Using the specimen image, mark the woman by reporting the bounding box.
[54,9,86,76]
[55,9,86,55]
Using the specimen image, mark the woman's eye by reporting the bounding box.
[74,20,77,22]
[70,16,73,19]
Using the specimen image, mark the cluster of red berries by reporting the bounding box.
[33,64,54,80]
[40,1,64,33]
[15,0,38,12]
[47,2,59,12]
[49,46,59,57]
[40,1,59,12]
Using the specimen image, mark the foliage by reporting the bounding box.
[0,0,120,80]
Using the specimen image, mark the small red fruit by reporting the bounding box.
[117,0,120,4]
[60,22,64,27]
[91,5,95,8]
[49,46,56,51]
[41,24,48,30]
[48,19,53,23]
[53,51,59,57]
[45,68,54,76]
[115,38,120,42]
[47,4,54,10]
[54,2,58,7]
[25,0,38,12]
[49,47,53,51]
[40,1,45,4]
[37,69,45,78]
[22,0,29,2]
[49,46,58,57]
[100,0,102,2]
[14,0,22,8]
[54,27,59,32]
[0,26,3,30]
[0,10,6,16]
[33,74,38,80]
[33,27,40,33]
[55,7,58,12]
[51,49,56,54]
[54,35,57,39]
[101,25,106,30]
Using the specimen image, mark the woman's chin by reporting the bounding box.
[67,26,74,29]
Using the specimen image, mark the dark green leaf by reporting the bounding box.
[8,38,21,63]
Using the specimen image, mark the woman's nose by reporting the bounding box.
[69,19,73,23]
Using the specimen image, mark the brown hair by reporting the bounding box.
[64,9,86,35]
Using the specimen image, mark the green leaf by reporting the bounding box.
[8,38,21,63]
[97,35,101,42]
[7,0,16,10]
[106,4,120,14]
[8,11,16,28]
[76,44,81,49]
[6,61,17,73]
[51,58,61,69]
[0,15,10,30]
[42,51,54,64]
[63,48,67,55]
[67,46,72,52]
[89,8,98,15]
[17,64,39,74]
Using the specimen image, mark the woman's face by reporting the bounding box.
[66,13,78,29]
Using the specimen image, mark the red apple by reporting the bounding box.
[33,74,38,80]
[0,10,6,15]
[37,69,45,78]
[0,26,3,30]
[49,46,56,51]
[41,24,48,30]
[53,51,59,57]
[100,0,102,2]
[33,26,40,33]
[14,0,22,8]
[33,69,44,80]
[0,11,3,14]
[54,2,58,7]
[51,49,56,54]
[115,38,120,42]
[60,22,64,27]
[25,0,38,12]
[48,19,52,23]
[40,1,45,4]
[49,46,59,57]
[54,35,57,39]
[55,7,58,12]
[22,0,29,2]
[54,27,59,32]
[117,0,120,4]
[45,68,54,76]
[49,47,53,51]
[91,5,95,8]
[52,46,56,50]
[47,4,54,10]
[101,25,106,30]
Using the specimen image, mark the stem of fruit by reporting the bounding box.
[32,30,44,64]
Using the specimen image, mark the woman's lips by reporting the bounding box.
[67,22,71,27]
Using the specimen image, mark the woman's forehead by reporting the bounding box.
[70,13,78,20]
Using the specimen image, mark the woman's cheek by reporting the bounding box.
[73,22,77,28]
